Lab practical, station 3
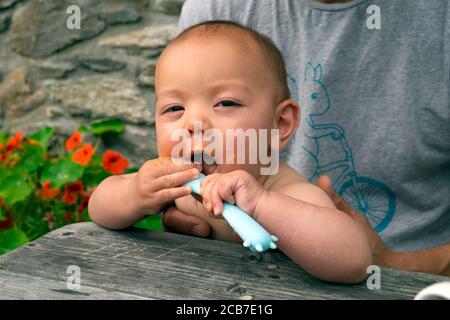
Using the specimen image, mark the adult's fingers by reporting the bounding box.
[316,175,333,197]
[316,175,359,218]
[163,206,211,238]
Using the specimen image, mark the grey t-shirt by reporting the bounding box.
[179,0,450,251]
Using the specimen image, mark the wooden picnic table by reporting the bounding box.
[0,222,447,300]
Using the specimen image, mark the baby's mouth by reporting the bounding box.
[191,150,218,175]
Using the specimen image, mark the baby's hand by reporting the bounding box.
[200,170,265,217]
[130,157,201,215]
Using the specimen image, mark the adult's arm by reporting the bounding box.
[316,176,450,276]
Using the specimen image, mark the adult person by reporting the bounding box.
[163,0,450,276]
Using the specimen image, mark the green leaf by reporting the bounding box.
[27,127,54,148]
[0,173,32,206]
[134,213,163,231]
[0,208,6,221]
[82,166,110,187]
[0,229,29,255]
[15,144,45,173]
[78,124,90,133]
[91,119,125,135]
[0,130,6,145]
[40,158,84,189]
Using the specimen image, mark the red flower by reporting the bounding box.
[0,151,9,162]
[77,194,90,215]
[0,197,12,230]
[65,131,82,152]
[65,181,83,194]
[39,181,60,200]
[62,193,77,205]
[0,210,13,231]
[72,143,95,166]
[0,143,3,151]
[62,182,84,205]
[103,150,129,175]
[6,130,23,151]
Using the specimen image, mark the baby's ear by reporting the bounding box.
[274,99,300,150]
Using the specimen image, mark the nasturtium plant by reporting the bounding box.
[0,121,162,256]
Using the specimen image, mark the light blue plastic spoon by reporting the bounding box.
[184,173,278,252]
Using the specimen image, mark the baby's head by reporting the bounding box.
[155,21,300,177]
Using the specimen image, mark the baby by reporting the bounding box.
[88,21,372,283]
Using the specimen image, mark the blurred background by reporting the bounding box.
[0,0,184,253]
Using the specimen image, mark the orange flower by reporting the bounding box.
[6,130,23,151]
[103,150,129,175]
[72,143,95,166]
[0,143,3,151]
[39,181,60,200]
[26,138,40,146]
[62,181,84,205]
[65,131,82,152]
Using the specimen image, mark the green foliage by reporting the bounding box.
[40,158,84,189]
[0,120,162,256]
[0,229,28,255]
[90,119,125,135]
[0,172,32,206]
[135,214,163,231]
[27,127,54,148]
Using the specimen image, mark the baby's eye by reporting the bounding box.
[310,93,318,100]
[216,100,242,107]
[164,105,184,113]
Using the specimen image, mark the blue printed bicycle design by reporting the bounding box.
[289,63,396,232]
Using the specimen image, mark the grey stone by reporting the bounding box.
[99,24,178,52]
[45,76,154,125]
[45,105,66,119]
[98,8,141,26]
[0,69,45,117]
[107,123,158,166]
[0,11,11,33]
[153,0,184,15]
[10,0,107,58]
[77,57,126,73]
[0,69,31,104]
[28,61,76,79]
[137,61,156,87]
[0,0,22,10]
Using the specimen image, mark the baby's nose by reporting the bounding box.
[183,109,212,133]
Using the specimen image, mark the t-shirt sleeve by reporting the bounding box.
[178,0,241,33]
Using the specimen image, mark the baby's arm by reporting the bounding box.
[254,182,372,283]
[88,158,201,230]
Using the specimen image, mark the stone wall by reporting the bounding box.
[0,0,184,166]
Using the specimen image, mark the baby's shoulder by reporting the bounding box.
[264,162,308,191]
[264,163,335,209]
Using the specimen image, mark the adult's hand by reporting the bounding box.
[163,205,211,238]
[315,175,394,266]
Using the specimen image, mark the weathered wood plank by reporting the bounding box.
[0,222,447,300]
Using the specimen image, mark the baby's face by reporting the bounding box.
[155,34,279,177]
